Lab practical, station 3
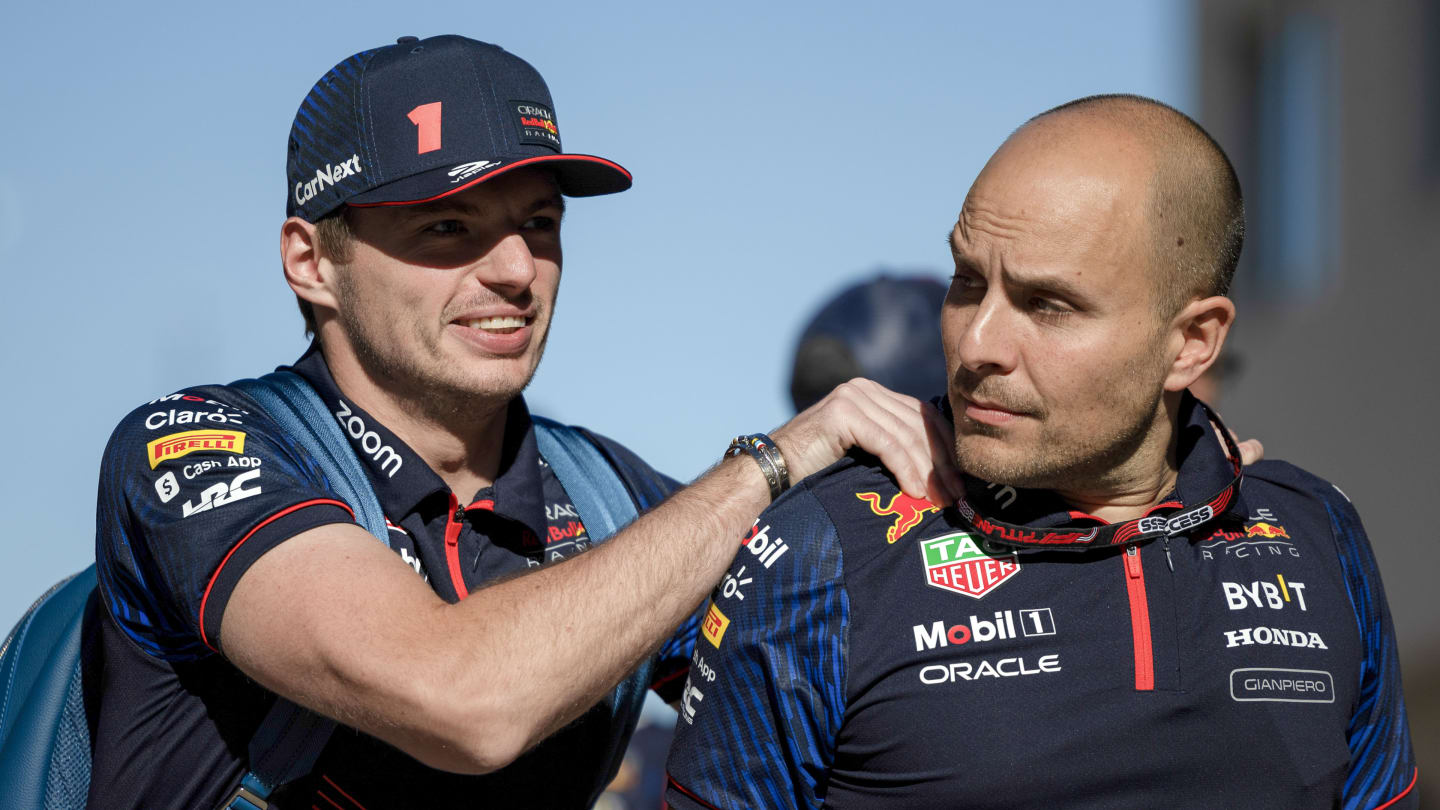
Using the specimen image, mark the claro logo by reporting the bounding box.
[334,399,402,478]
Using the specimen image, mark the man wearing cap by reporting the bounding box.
[789,274,951,413]
[87,35,958,809]
[665,94,1417,808]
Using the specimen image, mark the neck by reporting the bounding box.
[321,342,511,499]
[1053,393,1183,524]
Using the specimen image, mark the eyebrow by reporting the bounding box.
[946,230,1093,303]
[1007,267,1090,303]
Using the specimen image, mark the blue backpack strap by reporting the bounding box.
[0,566,98,810]
[532,416,640,540]
[232,372,389,547]
[531,416,649,806]
[225,372,389,807]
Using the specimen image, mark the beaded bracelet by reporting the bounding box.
[724,432,791,502]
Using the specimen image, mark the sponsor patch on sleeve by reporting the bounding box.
[701,601,730,648]
[146,430,246,469]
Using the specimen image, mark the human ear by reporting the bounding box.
[281,217,340,314]
[1162,295,1236,392]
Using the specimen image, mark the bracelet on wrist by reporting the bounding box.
[724,433,791,502]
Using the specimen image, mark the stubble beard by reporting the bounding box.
[953,350,1169,493]
[336,274,548,427]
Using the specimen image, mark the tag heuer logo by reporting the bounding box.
[920,532,1020,599]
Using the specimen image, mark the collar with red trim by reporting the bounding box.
[950,392,1247,551]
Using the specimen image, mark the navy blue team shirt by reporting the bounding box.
[91,344,698,809]
[666,395,1417,809]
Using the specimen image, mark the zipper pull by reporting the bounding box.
[1125,545,1142,578]
[445,494,465,548]
[1162,536,1174,572]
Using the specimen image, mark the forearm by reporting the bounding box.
[439,452,769,758]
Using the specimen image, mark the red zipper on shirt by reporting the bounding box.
[1124,545,1155,691]
[444,494,469,600]
[443,495,496,602]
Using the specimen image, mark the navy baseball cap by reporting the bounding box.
[286,35,631,222]
[789,274,950,412]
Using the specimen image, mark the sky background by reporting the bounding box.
[0,1,1192,629]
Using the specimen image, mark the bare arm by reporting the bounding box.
[222,379,960,773]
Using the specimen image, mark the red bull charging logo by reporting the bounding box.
[856,491,940,543]
[1245,522,1291,539]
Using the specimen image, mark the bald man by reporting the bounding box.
[664,95,1417,809]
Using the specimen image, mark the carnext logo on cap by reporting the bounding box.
[294,154,363,207]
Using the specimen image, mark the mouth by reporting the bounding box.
[449,311,538,355]
[461,315,532,334]
[957,393,1029,427]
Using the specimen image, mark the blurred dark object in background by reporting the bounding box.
[789,273,950,412]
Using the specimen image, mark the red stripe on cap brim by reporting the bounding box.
[347,153,631,210]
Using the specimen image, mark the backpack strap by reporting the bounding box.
[224,372,389,808]
[531,416,647,806]
[531,416,640,540]
[232,372,389,547]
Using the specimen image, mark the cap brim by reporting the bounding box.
[347,153,631,210]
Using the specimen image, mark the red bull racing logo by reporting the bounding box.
[856,491,939,543]
[520,116,558,135]
[1245,522,1290,539]
[920,531,1020,599]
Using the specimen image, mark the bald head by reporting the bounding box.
[1013,94,1245,317]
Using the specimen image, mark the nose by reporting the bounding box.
[944,288,1017,376]
[475,232,537,294]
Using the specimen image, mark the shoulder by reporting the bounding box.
[567,425,683,508]
[1239,459,1378,585]
[1241,459,1361,524]
[796,450,903,505]
[102,384,264,467]
[793,451,941,559]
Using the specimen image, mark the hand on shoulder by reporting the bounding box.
[771,378,963,507]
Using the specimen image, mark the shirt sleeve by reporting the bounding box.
[664,483,848,810]
[94,386,357,661]
[1324,486,1419,809]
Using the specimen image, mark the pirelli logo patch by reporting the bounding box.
[147,430,246,468]
[701,602,730,648]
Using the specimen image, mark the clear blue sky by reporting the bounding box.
[0,0,1191,629]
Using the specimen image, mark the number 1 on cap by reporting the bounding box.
[407,102,443,154]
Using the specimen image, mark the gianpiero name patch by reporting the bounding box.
[1230,667,1334,704]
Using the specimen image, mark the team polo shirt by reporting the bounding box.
[665,395,1417,809]
[91,344,696,809]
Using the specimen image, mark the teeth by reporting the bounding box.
[465,316,526,331]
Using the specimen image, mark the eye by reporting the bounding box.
[423,219,465,236]
[1026,294,1073,317]
[522,215,559,233]
[948,271,985,299]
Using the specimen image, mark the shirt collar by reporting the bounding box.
[949,391,1249,529]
